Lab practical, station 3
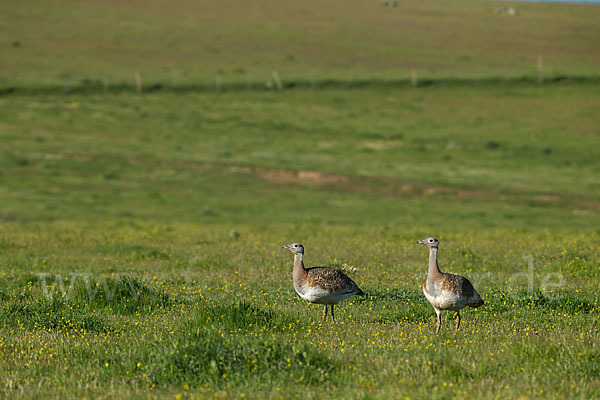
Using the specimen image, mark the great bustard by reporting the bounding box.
[282,243,365,322]
[417,237,484,333]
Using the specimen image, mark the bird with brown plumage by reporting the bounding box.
[282,242,364,322]
[417,237,484,334]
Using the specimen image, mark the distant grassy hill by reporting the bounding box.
[2,0,599,88]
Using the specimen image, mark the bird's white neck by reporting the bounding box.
[427,247,442,280]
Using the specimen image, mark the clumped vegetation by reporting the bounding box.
[1,226,598,399]
[0,297,111,333]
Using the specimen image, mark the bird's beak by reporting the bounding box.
[416,239,423,244]
[282,244,289,249]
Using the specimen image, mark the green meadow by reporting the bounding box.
[1,1,600,399]
[2,0,600,87]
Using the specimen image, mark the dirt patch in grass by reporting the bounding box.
[52,152,600,211]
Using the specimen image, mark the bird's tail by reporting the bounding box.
[469,298,485,308]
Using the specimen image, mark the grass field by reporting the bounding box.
[2,0,600,88]
[1,0,600,399]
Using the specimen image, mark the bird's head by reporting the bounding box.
[282,242,304,255]
[416,237,439,249]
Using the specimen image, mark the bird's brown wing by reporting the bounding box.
[440,273,474,297]
[306,267,364,295]
[441,273,483,306]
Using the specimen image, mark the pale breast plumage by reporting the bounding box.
[296,283,356,305]
[423,283,470,311]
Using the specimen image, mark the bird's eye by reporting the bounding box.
[294,244,298,247]
[429,239,434,242]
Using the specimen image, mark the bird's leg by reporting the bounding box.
[435,309,442,334]
[322,305,327,321]
[331,305,335,323]
[455,311,461,331]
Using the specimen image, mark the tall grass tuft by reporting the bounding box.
[69,276,185,314]
[0,297,111,333]
[139,302,336,388]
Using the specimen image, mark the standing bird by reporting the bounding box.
[417,237,484,334]
[282,243,365,322]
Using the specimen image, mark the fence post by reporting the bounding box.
[272,70,283,90]
[135,72,142,94]
[410,69,418,87]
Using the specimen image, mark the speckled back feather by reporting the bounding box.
[306,267,365,295]
[439,273,483,307]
